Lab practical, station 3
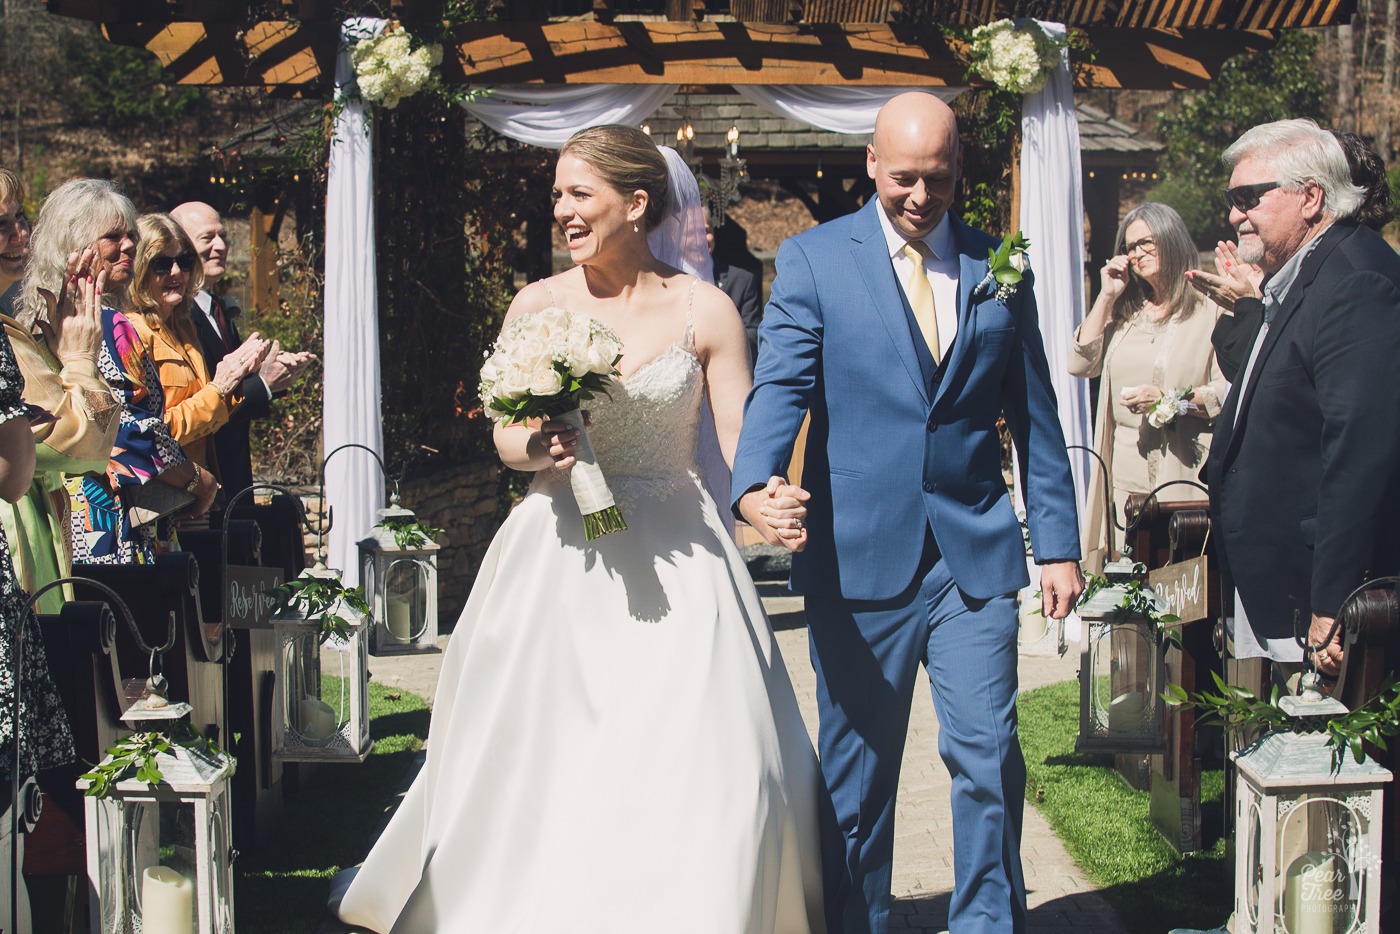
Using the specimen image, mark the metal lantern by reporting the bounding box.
[270,565,372,763]
[79,688,235,934]
[1076,556,1169,753]
[1233,688,1392,934]
[358,499,440,656]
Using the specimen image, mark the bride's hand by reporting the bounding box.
[743,476,810,553]
[539,411,590,469]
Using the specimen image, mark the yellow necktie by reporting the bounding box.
[901,241,939,365]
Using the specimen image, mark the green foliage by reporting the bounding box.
[376,515,443,550]
[1165,673,1400,772]
[1150,30,1329,244]
[79,727,231,799]
[951,89,1019,234]
[62,32,204,133]
[271,575,371,644]
[245,238,324,485]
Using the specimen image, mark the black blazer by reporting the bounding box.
[1210,297,1264,383]
[1207,221,1400,639]
[190,293,271,500]
[715,259,762,370]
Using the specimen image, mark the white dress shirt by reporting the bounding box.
[876,207,959,363]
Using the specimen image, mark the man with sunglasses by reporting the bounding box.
[1206,119,1400,691]
[170,201,316,503]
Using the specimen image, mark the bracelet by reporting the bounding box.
[184,462,204,496]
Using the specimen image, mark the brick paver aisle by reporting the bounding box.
[338,589,1127,934]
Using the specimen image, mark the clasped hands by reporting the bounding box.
[739,478,810,554]
[1185,240,1263,310]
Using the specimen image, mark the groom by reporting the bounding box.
[733,92,1082,933]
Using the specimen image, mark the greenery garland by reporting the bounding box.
[80,728,233,799]
[375,515,443,550]
[271,575,372,643]
[1166,674,1400,773]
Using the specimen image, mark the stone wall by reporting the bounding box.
[397,459,504,629]
[293,458,505,631]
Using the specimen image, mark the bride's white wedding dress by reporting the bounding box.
[336,307,826,933]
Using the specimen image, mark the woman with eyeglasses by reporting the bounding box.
[1070,202,1227,573]
[122,213,268,504]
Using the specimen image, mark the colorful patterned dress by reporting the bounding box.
[67,308,188,564]
[0,327,76,779]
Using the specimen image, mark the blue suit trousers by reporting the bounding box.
[807,547,1026,934]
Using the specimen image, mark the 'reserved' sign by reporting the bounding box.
[226,566,284,628]
[1147,556,1209,625]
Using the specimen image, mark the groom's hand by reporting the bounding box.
[1040,559,1084,619]
[739,476,811,553]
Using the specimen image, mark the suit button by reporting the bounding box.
[923,481,935,493]
[927,420,937,433]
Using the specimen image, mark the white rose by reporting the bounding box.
[496,364,533,399]
[530,367,565,397]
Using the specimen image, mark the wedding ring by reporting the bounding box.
[793,518,804,530]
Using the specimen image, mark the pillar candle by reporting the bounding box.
[386,592,413,642]
[141,866,193,934]
[299,696,338,745]
[1283,851,1346,934]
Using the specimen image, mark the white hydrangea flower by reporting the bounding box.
[352,25,442,107]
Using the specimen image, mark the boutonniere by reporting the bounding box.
[973,231,1031,302]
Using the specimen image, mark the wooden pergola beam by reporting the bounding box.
[105,20,1275,91]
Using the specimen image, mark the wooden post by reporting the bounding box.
[249,202,280,315]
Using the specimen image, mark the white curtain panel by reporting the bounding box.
[324,17,387,584]
[1018,21,1092,526]
[463,84,680,148]
[734,85,966,135]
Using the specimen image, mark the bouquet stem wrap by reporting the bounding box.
[554,408,627,540]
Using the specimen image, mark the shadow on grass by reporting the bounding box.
[1019,680,1233,934]
[235,682,430,932]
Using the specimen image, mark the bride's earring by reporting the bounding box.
[633,222,640,233]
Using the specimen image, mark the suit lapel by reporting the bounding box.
[851,203,931,406]
[932,219,985,410]
[1225,223,1350,458]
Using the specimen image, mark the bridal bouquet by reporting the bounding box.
[1147,386,1193,429]
[479,308,627,539]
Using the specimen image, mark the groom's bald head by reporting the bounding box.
[868,92,962,240]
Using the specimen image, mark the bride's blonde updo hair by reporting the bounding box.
[560,125,669,232]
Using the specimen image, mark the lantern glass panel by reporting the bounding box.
[383,558,430,643]
[283,631,341,748]
[1090,625,1155,736]
[210,803,234,933]
[1276,795,1367,934]
[1245,792,1264,930]
[94,797,199,933]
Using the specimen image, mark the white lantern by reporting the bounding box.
[1076,556,1169,753]
[269,565,372,763]
[1017,553,1066,657]
[1233,689,1392,934]
[79,690,235,934]
[357,499,440,656]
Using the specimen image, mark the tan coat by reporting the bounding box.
[1069,294,1227,573]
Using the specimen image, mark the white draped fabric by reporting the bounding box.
[734,84,965,134]
[1018,21,1092,523]
[323,17,387,584]
[462,85,680,149]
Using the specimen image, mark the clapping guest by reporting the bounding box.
[23,180,210,564]
[170,201,314,501]
[1070,202,1227,573]
[124,213,269,494]
[1195,128,1394,381]
[0,168,119,612]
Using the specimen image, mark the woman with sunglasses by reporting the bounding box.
[1069,202,1227,573]
[122,213,268,504]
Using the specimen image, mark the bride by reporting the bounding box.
[334,125,825,933]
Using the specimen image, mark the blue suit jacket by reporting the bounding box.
[731,202,1080,601]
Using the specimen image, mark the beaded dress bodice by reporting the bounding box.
[536,298,704,506]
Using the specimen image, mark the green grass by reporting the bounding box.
[234,678,431,933]
[1018,679,1232,933]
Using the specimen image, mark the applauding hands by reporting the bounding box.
[1185,240,1263,310]
[36,248,108,367]
[211,332,272,397]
